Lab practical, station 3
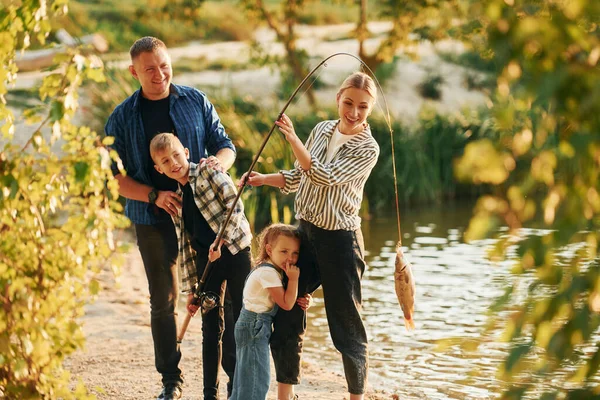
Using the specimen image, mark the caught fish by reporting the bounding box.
[394,242,415,330]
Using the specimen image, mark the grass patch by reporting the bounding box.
[45,0,254,52]
[259,0,384,25]
[175,56,255,74]
[439,50,498,74]
[6,88,42,110]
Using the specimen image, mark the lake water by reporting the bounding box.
[301,201,514,399]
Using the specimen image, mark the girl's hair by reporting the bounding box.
[255,223,301,265]
[337,71,377,102]
[149,132,180,163]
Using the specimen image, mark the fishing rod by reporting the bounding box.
[177,52,400,342]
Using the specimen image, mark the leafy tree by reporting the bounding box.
[455,0,600,397]
[0,1,128,398]
[239,0,318,109]
[356,0,465,71]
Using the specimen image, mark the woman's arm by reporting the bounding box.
[240,171,285,189]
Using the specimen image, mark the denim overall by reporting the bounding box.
[229,264,280,400]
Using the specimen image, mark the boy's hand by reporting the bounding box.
[282,261,300,281]
[296,293,313,311]
[208,239,224,262]
[187,293,199,317]
[156,190,181,217]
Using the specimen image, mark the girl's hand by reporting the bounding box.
[275,114,299,144]
[187,293,199,317]
[208,239,224,262]
[238,171,265,188]
[282,261,300,281]
[296,293,313,311]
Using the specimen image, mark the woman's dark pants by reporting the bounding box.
[271,220,369,395]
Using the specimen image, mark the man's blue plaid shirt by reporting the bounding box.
[105,84,235,225]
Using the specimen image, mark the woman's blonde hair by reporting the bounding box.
[337,71,377,102]
[254,223,300,265]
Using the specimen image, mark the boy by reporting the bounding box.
[150,132,252,400]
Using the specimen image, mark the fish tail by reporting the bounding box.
[404,317,415,331]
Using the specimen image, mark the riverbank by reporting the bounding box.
[64,247,393,400]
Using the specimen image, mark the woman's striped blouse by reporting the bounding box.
[280,119,380,231]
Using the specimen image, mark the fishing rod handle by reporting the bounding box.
[177,312,192,343]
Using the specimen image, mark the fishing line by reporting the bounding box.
[343,55,401,246]
[178,52,403,342]
[289,60,329,110]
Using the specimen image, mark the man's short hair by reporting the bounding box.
[130,36,167,60]
[149,133,181,163]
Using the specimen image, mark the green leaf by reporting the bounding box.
[50,100,64,122]
[74,162,90,182]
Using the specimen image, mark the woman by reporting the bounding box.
[242,72,379,400]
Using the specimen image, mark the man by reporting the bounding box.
[105,36,236,400]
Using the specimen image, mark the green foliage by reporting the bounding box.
[52,0,253,52]
[439,50,499,74]
[0,1,129,398]
[455,0,600,397]
[417,70,445,100]
[373,55,402,87]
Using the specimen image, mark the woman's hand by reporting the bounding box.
[238,171,266,188]
[296,293,313,311]
[187,293,199,317]
[275,114,300,145]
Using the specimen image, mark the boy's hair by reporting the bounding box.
[149,133,181,164]
[255,223,300,265]
[130,36,167,60]
[337,71,377,102]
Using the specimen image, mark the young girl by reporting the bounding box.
[242,72,380,400]
[229,224,301,400]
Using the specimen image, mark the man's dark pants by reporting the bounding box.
[135,220,183,386]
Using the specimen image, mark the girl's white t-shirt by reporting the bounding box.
[324,126,355,163]
[243,266,284,313]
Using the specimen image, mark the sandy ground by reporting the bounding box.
[64,247,394,400]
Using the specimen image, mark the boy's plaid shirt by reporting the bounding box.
[172,162,252,293]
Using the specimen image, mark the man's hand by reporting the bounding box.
[296,293,313,311]
[201,156,224,172]
[155,190,182,217]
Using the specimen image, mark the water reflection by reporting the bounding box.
[302,202,512,399]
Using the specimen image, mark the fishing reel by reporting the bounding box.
[196,291,220,315]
